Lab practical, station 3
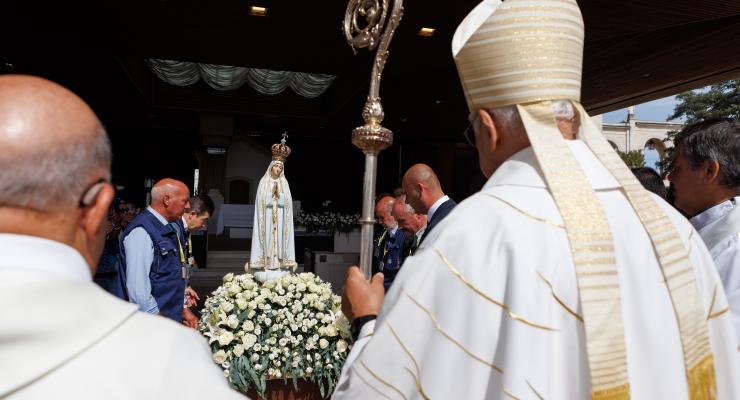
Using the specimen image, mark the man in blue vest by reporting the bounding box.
[372,195,408,291]
[120,178,191,322]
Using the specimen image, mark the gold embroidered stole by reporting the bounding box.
[573,102,715,400]
[517,103,629,398]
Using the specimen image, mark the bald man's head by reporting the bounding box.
[150,178,191,222]
[375,195,396,230]
[0,75,110,210]
[0,75,114,271]
[402,163,444,215]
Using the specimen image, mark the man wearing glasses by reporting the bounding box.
[0,75,242,399]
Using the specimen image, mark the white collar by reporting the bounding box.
[428,195,450,222]
[415,226,426,240]
[146,206,169,225]
[485,140,621,191]
[390,225,398,237]
[691,197,739,232]
[0,233,91,281]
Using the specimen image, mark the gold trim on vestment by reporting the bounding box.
[355,367,395,400]
[359,360,408,400]
[434,247,557,331]
[526,380,545,400]
[575,101,716,395]
[485,193,565,228]
[537,270,583,322]
[387,322,429,400]
[503,388,521,400]
[591,382,630,400]
[705,284,729,322]
[404,290,504,374]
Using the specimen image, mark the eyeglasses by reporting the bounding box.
[79,178,112,208]
[461,123,475,148]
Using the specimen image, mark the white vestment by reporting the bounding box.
[334,141,740,399]
[0,234,245,400]
[691,197,740,345]
[250,160,296,273]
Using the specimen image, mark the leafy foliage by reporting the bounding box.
[617,150,645,169]
[660,78,740,173]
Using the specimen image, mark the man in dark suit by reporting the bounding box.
[402,164,457,245]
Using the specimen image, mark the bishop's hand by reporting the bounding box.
[342,266,384,322]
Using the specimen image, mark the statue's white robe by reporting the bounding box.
[0,234,245,400]
[334,141,740,399]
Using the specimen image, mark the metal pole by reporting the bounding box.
[358,152,378,276]
[343,0,404,278]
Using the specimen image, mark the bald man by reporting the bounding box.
[0,76,242,399]
[402,163,457,245]
[373,195,408,290]
[120,178,192,322]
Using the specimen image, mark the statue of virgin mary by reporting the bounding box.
[248,134,297,282]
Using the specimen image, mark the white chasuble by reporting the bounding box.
[333,141,740,400]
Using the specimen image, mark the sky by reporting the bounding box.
[601,95,683,123]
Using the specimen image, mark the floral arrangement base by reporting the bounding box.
[247,379,323,400]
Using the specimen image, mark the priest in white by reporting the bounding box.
[0,75,244,399]
[248,135,297,282]
[668,118,740,345]
[333,1,740,399]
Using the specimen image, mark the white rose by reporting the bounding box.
[226,315,239,329]
[221,302,235,313]
[316,312,325,320]
[297,283,307,292]
[336,339,348,353]
[213,350,228,364]
[223,273,234,283]
[305,366,313,374]
[242,333,257,349]
[250,353,259,362]
[233,344,245,357]
[325,325,338,337]
[319,338,329,349]
[255,364,262,371]
[264,317,272,326]
[218,331,235,346]
[242,320,255,332]
[254,326,262,335]
[279,338,288,347]
[236,297,248,310]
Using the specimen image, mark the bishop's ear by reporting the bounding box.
[477,109,499,153]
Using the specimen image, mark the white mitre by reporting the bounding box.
[451,1,716,398]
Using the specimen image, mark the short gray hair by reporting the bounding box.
[674,118,740,191]
[0,128,111,209]
[485,99,575,134]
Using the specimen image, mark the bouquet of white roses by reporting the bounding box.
[199,272,351,398]
[295,210,360,233]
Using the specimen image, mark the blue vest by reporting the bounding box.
[120,210,185,322]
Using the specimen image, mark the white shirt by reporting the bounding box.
[0,233,244,399]
[334,141,740,399]
[691,197,740,344]
[427,195,450,222]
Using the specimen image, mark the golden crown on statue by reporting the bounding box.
[271,132,291,162]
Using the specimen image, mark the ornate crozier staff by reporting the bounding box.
[342,0,404,278]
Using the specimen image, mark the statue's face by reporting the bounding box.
[271,162,284,178]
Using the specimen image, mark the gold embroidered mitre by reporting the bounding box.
[271,135,291,162]
[453,0,583,111]
[452,1,716,398]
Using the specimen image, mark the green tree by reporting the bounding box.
[660,78,740,174]
[669,79,740,123]
[618,150,645,169]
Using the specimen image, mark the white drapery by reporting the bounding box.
[146,59,336,98]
